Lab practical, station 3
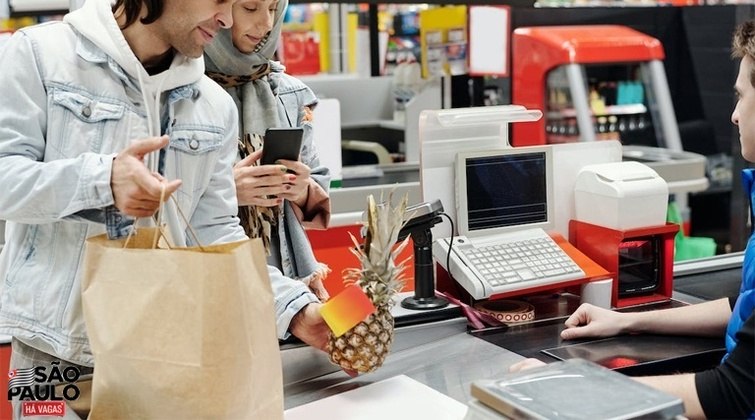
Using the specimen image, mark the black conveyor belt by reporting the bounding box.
[674,266,742,301]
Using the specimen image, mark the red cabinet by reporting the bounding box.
[570,220,678,308]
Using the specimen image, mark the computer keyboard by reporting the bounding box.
[433,229,586,299]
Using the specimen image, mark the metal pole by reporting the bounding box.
[645,60,683,152]
[565,63,596,142]
[327,4,346,74]
[369,4,379,76]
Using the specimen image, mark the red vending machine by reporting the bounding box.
[511,25,683,153]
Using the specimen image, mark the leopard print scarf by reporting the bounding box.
[235,131,279,254]
[206,63,272,89]
[206,66,283,254]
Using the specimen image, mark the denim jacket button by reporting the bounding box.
[81,105,92,118]
[189,139,199,150]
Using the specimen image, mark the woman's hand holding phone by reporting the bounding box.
[275,159,311,207]
[234,149,311,208]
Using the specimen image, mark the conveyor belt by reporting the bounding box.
[470,300,725,376]
[673,266,741,301]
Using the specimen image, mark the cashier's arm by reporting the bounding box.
[634,374,704,420]
[559,299,731,340]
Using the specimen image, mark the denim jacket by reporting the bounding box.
[0,0,316,366]
[270,70,331,283]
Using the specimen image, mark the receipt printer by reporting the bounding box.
[575,161,668,230]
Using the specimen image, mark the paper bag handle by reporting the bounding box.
[169,195,204,250]
[122,185,205,251]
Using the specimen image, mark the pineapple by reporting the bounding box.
[327,194,410,373]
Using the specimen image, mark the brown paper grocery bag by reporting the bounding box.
[81,228,283,419]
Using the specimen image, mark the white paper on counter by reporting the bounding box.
[284,375,468,420]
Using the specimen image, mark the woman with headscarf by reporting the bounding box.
[205,0,331,302]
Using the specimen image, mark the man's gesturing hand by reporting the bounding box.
[111,135,182,217]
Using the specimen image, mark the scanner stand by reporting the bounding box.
[399,200,449,310]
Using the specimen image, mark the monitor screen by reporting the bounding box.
[455,146,554,237]
[465,152,547,231]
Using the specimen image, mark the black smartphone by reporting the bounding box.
[261,127,304,166]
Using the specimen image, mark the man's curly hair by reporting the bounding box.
[112,0,164,29]
[733,20,755,88]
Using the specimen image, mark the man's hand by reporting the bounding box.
[289,302,330,352]
[111,136,181,217]
[289,303,357,377]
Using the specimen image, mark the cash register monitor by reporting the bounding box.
[455,146,555,238]
[444,145,583,300]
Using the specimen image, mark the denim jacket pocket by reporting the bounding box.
[168,127,224,195]
[48,88,125,157]
[53,89,124,122]
[170,128,224,155]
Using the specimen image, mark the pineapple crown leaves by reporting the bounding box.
[343,193,412,308]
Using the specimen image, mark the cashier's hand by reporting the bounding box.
[560,303,627,341]
[290,303,358,377]
[234,151,312,208]
[508,358,546,373]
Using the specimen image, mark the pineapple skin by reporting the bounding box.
[327,193,409,374]
[327,307,394,373]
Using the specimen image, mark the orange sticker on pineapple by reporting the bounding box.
[320,284,376,337]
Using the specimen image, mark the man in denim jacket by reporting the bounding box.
[0,0,325,415]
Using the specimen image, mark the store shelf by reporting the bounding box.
[547,103,648,119]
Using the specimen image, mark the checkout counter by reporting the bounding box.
[282,254,739,413]
[295,104,730,417]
